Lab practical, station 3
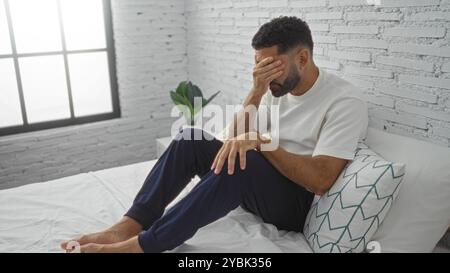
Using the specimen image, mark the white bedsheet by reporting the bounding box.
[0,160,312,253]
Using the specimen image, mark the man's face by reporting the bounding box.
[255,46,301,97]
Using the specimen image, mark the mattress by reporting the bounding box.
[0,159,313,253]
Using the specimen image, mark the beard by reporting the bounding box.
[269,66,300,98]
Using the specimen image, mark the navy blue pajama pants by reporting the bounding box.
[125,128,314,252]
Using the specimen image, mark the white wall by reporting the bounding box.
[186,0,450,147]
[1,0,450,189]
[0,0,187,189]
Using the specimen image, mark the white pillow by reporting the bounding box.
[303,142,405,253]
[367,128,450,253]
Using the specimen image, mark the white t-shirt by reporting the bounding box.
[258,68,368,160]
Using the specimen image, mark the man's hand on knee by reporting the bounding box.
[211,132,270,175]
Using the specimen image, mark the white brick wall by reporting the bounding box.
[340,38,388,49]
[186,0,450,148]
[332,25,379,34]
[378,0,440,8]
[376,56,435,72]
[0,0,187,189]
[2,0,450,189]
[347,12,401,21]
[389,43,450,57]
[383,26,446,38]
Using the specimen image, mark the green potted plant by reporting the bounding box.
[170,81,220,126]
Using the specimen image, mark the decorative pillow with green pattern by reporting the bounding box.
[303,142,405,253]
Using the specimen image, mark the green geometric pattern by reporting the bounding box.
[303,142,405,253]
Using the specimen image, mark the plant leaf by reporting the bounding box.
[203,90,221,107]
[170,90,194,116]
[170,91,185,105]
[171,81,218,126]
[176,81,188,97]
[186,81,203,107]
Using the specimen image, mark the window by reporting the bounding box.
[0,0,119,136]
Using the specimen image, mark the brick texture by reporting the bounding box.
[186,0,450,148]
[2,0,450,189]
[0,0,187,189]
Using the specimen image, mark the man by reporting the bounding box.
[61,16,368,253]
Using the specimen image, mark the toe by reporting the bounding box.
[61,235,83,250]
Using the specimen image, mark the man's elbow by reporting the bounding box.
[312,177,336,196]
[313,186,328,196]
[310,159,345,196]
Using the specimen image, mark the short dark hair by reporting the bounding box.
[251,16,313,55]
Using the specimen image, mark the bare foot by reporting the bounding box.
[61,230,128,251]
[67,236,143,253]
[61,216,143,251]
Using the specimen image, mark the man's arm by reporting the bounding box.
[258,98,367,195]
[211,132,347,195]
[260,145,348,195]
[226,57,283,138]
[227,90,264,138]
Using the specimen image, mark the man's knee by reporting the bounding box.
[172,128,220,162]
[175,128,215,142]
[175,127,202,141]
[212,150,267,196]
[173,128,208,148]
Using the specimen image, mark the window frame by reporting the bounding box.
[0,0,120,137]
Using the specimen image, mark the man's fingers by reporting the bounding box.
[214,144,230,174]
[266,70,284,82]
[239,148,246,170]
[211,148,221,170]
[211,143,225,170]
[228,143,238,175]
[262,65,284,79]
[255,60,283,74]
[255,57,274,69]
[211,149,222,170]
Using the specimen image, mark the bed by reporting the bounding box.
[1,128,449,253]
[0,159,313,253]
